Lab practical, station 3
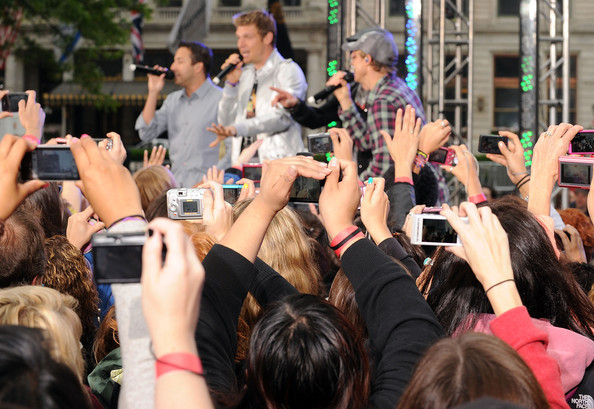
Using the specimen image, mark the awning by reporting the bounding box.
[43,81,181,107]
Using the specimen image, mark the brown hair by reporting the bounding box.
[41,235,100,338]
[0,201,46,288]
[233,199,323,361]
[397,332,549,409]
[233,9,277,46]
[190,232,216,261]
[133,165,177,213]
[328,269,368,344]
[355,49,393,73]
[92,306,119,364]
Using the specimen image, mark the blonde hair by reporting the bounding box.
[233,199,323,360]
[133,165,177,212]
[0,286,85,382]
[233,9,277,45]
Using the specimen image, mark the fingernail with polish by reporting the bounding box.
[147,228,154,237]
[243,183,248,190]
[81,134,90,139]
[368,177,373,185]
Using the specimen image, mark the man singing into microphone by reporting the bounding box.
[135,41,226,187]
[331,28,425,179]
[207,9,307,163]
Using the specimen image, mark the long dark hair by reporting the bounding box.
[246,294,370,409]
[420,196,594,338]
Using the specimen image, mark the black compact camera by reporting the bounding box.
[1,92,28,112]
[19,146,79,181]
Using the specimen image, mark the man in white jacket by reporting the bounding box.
[207,9,307,163]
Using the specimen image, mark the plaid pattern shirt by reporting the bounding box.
[339,73,425,180]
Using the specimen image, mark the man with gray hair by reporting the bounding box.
[328,27,425,179]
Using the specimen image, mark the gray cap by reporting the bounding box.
[342,28,398,67]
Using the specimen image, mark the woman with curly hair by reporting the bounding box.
[41,235,100,375]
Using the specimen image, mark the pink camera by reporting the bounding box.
[558,155,594,189]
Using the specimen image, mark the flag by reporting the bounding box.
[268,0,294,60]
[59,30,81,64]
[131,0,145,63]
[0,6,23,71]
[167,0,212,54]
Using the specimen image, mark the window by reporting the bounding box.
[389,0,405,16]
[498,0,563,17]
[498,0,519,16]
[218,0,240,7]
[493,55,576,130]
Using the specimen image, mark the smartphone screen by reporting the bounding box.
[20,146,79,181]
[570,131,594,154]
[478,135,508,154]
[307,133,332,153]
[289,176,322,203]
[559,161,592,188]
[411,214,463,246]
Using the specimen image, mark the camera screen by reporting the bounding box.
[223,186,242,204]
[93,244,143,284]
[308,134,332,153]
[243,166,262,181]
[571,131,594,153]
[560,162,591,186]
[32,148,79,180]
[478,135,507,154]
[182,201,199,214]
[421,218,458,244]
[429,148,448,164]
[289,176,322,203]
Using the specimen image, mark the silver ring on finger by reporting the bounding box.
[441,121,446,127]
[543,131,553,137]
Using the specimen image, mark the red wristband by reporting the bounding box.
[329,226,358,248]
[394,176,413,185]
[468,193,487,204]
[334,232,365,258]
[156,352,203,378]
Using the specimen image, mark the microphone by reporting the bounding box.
[212,55,244,85]
[307,72,354,104]
[130,64,174,80]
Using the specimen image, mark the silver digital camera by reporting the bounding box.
[167,188,207,220]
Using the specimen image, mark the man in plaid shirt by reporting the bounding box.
[329,28,426,180]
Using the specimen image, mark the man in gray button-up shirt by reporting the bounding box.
[135,41,227,187]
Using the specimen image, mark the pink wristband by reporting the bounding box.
[394,176,413,185]
[469,193,487,204]
[156,352,203,378]
[22,134,40,144]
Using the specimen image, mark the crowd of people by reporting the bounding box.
[1,8,594,409]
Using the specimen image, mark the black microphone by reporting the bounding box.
[212,55,244,85]
[130,64,174,80]
[307,72,354,104]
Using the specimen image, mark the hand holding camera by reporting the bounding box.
[0,134,46,220]
[200,182,234,242]
[318,158,361,241]
[441,202,521,315]
[142,218,204,357]
[71,136,144,228]
[360,177,391,244]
